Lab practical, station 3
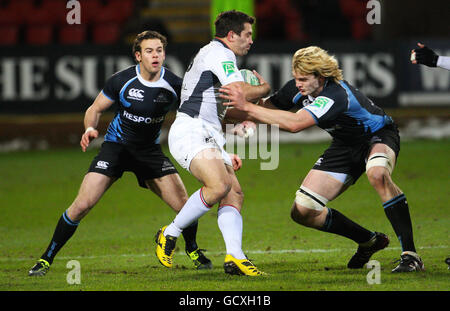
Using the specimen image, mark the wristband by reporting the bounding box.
[85,127,96,134]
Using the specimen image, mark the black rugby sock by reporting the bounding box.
[320,208,375,244]
[383,194,416,252]
[41,210,79,264]
[182,220,199,253]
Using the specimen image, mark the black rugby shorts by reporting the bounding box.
[312,123,400,183]
[88,141,178,188]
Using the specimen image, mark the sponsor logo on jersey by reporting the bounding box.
[205,136,216,145]
[302,98,312,107]
[306,96,334,119]
[221,61,236,77]
[154,93,170,104]
[123,111,164,124]
[161,160,175,171]
[95,161,109,169]
[311,96,332,109]
[127,88,144,101]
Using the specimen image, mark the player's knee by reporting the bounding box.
[207,180,232,203]
[292,186,328,226]
[71,197,95,218]
[219,182,244,211]
[290,204,305,224]
[290,203,319,226]
[218,181,232,198]
[366,152,393,186]
[366,166,388,189]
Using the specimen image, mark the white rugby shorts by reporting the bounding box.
[168,112,232,171]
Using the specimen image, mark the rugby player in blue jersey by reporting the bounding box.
[220,46,424,272]
[28,31,212,276]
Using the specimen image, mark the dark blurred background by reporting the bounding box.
[0,0,449,150]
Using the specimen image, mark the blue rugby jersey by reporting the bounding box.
[269,79,393,142]
[101,65,181,146]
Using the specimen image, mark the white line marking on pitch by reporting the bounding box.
[1,245,447,262]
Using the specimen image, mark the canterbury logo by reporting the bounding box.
[128,88,144,99]
[95,161,109,169]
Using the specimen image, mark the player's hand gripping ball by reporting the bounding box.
[240,69,260,87]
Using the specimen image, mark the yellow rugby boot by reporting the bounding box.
[223,254,265,276]
[186,248,213,270]
[28,259,50,276]
[155,226,177,268]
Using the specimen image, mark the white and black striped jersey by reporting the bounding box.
[101,65,181,146]
[178,39,244,130]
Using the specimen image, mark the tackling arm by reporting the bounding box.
[223,97,287,123]
[220,84,315,133]
[242,104,316,133]
[259,97,283,110]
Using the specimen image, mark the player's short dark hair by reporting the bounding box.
[214,10,255,38]
[132,30,167,56]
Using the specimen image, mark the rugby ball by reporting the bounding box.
[240,69,260,86]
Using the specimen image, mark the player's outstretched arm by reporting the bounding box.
[80,92,114,152]
[220,84,315,133]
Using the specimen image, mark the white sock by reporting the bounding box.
[164,188,211,238]
[217,205,246,259]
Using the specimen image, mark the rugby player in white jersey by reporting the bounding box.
[155,10,271,276]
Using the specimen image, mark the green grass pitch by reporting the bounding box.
[0,140,448,292]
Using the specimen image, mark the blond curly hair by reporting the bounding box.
[292,46,343,83]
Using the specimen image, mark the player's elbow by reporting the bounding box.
[276,122,298,133]
[286,122,304,133]
[287,114,315,133]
